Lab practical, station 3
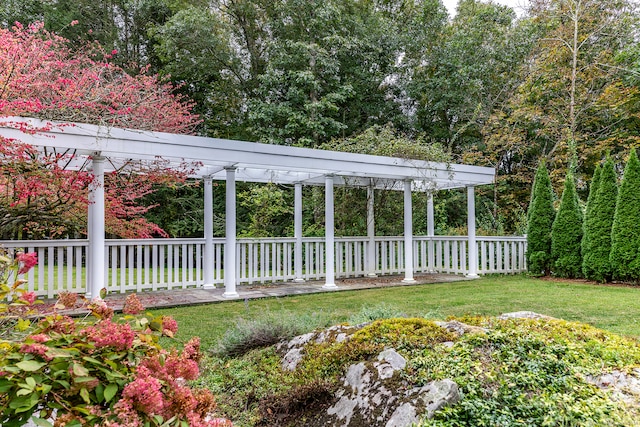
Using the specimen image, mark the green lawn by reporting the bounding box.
[151,274,640,350]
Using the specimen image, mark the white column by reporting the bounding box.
[402,179,416,283]
[203,176,215,289]
[223,167,239,297]
[294,182,305,282]
[467,186,479,278]
[366,183,377,277]
[87,155,105,299]
[323,175,337,288]
[427,192,435,273]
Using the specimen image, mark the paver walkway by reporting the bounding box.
[99,273,472,312]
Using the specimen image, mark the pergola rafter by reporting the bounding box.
[1,117,495,297]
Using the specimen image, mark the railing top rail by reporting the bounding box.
[0,239,88,247]
[2,235,527,248]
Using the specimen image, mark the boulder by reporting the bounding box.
[322,348,460,427]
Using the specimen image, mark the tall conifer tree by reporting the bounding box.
[581,164,601,279]
[551,172,583,277]
[526,161,555,275]
[584,158,617,282]
[610,149,640,282]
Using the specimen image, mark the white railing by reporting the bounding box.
[1,235,527,297]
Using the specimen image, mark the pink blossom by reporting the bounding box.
[122,367,164,415]
[111,49,118,55]
[16,252,37,274]
[28,334,49,343]
[166,357,199,381]
[110,399,142,427]
[20,291,37,304]
[162,316,178,336]
[122,293,144,315]
[19,343,52,361]
[182,337,201,362]
[82,319,135,351]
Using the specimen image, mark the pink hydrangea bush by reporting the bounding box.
[0,249,232,427]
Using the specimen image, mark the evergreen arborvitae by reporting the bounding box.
[610,148,640,282]
[551,172,583,278]
[526,161,555,275]
[581,164,601,279]
[584,158,617,282]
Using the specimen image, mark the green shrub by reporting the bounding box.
[0,250,231,427]
[584,158,618,282]
[526,161,556,275]
[582,164,602,279]
[213,311,331,358]
[610,148,640,282]
[551,172,583,278]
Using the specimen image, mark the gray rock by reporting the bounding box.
[324,348,460,427]
[385,403,418,427]
[282,346,305,371]
[585,370,640,406]
[378,348,407,370]
[415,379,461,416]
[498,311,555,320]
[435,320,488,335]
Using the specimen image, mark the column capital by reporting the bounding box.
[224,165,237,171]
[90,152,105,162]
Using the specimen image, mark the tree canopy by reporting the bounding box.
[1,0,640,238]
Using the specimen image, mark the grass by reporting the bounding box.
[151,274,640,350]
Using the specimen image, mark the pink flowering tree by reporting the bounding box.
[0,21,202,239]
[0,250,232,426]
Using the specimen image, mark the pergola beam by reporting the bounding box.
[0,117,494,191]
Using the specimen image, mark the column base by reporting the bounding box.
[401,278,417,283]
[293,278,306,283]
[322,283,338,289]
[202,283,216,290]
[222,291,240,298]
[465,273,480,279]
[366,273,378,278]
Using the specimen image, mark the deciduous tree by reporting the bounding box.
[0,22,200,238]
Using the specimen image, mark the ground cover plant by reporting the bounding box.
[188,311,640,426]
[150,275,640,426]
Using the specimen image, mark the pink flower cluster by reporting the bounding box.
[81,319,135,352]
[20,291,37,304]
[122,293,144,315]
[162,316,178,336]
[16,252,37,274]
[19,343,51,360]
[122,366,164,415]
[106,337,231,427]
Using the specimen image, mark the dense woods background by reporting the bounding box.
[2,0,639,239]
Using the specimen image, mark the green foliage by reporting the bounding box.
[321,124,452,163]
[526,162,555,275]
[584,159,618,282]
[610,149,640,282]
[238,183,293,237]
[0,250,229,427]
[203,312,640,426]
[582,164,602,279]
[551,172,583,278]
[418,317,640,426]
[213,310,332,358]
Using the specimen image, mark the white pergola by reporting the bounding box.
[0,117,495,298]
